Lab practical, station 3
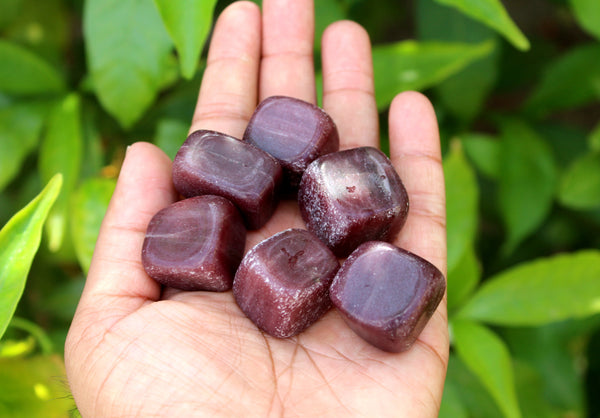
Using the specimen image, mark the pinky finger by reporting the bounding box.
[388,91,446,276]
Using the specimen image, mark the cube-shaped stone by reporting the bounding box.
[330,241,446,352]
[172,130,283,229]
[243,96,339,190]
[233,228,340,338]
[142,195,246,292]
[298,147,409,257]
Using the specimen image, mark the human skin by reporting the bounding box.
[64,1,449,416]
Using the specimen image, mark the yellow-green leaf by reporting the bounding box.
[434,0,529,50]
[457,250,600,326]
[444,142,479,273]
[452,319,521,418]
[0,101,48,192]
[38,94,82,252]
[524,44,600,117]
[460,133,501,179]
[569,0,600,41]
[154,118,189,160]
[0,40,65,95]
[154,0,218,79]
[497,119,556,254]
[590,121,600,151]
[558,152,600,210]
[84,0,174,128]
[373,40,494,110]
[70,177,116,273]
[0,174,62,340]
[0,355,73,417]
[447,244,481,311]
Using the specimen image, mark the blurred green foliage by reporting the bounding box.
[0,0,599,416]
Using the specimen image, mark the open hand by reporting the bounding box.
[65,1,448,416]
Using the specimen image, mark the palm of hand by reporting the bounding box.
[65,1,448,417]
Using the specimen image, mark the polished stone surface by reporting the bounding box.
[298,146,409,257]
[142,195,246,291]
[330,241,446,352]
[244,96,339,190]
[233,228,339,338]
[173,129,282,229]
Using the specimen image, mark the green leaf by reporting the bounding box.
[457,250,600,326]
[0,174,62,340]
[524,44,600,117]
[314,0,347,52]
[372,40,494,110]
[446,354,504,418]
[513,360,571,418]
[452,319,521,418]
[439,379,468,418]
[497,119,557,254]
[460,133,501,179]
[38,94,82,252]
[84,0,174,128]
[558,152,600,210]
[589,121,600,152]
[154,118,189,160]
[154,0,218,79]
[0,0,22,30]
[447,244,481,311]
[70,177,116,273]
[444,142,479,272]
[3,0,71,66]
[433,0,529,50]
[0,355,73,417]
[569,0,600,41]
[417,0,500,121]
[0,101,48,192]
[505,323,590,413]
[0,40,65,95]
[0,336,36,358]
[7,317,53,355]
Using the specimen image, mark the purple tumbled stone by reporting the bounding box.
[298,146,409,257]
[233,228,340,338]
[172,129,283,229]
[330,241,446,352]
[141,195,246,292]
[243,96,339,190]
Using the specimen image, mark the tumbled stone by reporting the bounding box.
[330,241,446,352]
[172,129,282,229]
[298,146,409,257]
[243,96,339,190]
[141,195,246,292]
[233,228,340,338]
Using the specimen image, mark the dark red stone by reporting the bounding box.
[298,146,409,257]
[141,195,246,292]
[243,96,339,190]
[330,241,446,352]
[233,228,340,338]
[172,130,283,229]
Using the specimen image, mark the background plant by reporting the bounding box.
[1,0,599,416]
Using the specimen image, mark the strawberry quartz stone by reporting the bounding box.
[141,195,246,292]
[233,228,340,338]
[172,129,283,230]
[330,241,446,352]
[298,146,409,257]
[243,96,339,190]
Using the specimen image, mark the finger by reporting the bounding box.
[190,1,261,138]
[388,91,449,386]
[260,0,316,103]
[76,143,177,319]
[389,92,446,276]
[321,21,378,150]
